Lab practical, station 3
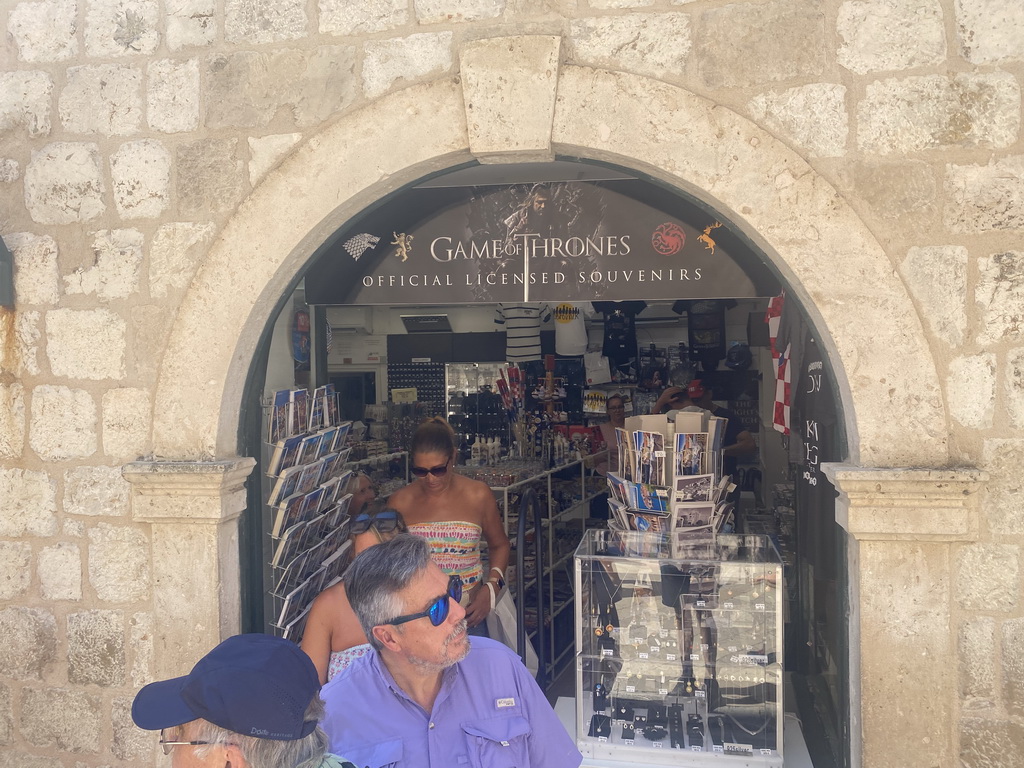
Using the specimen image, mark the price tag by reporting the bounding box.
[760,749,774,756]
[756,603,766,611]
[665,653,677,661]
[658,688,669,695]
[597,736,607,743]
[653,450,666,458]
[638,652,649,659]
[602,649,613,656]
[690,653,700,661]
[659,628,669,638]
[623,739,634,746]
[713,745,724,753]
[700,643,709,651]
[696,689,706,698]
[724,601,734,609]
[652,741,664,749]
[625,685,636,693]
[690,746,703,752]
[696,600,706,607]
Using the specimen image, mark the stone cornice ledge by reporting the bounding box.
[123,458,257,524]
[822,463,987,542]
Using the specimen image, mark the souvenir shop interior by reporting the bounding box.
[241,163,849,768]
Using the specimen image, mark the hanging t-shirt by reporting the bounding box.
[593,301,647,370]
[495,303,551,362]
[552,301,591,357]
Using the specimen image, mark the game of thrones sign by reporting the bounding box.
[303,178,780,305]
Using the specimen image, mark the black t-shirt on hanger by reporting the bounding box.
[593,301,647,370]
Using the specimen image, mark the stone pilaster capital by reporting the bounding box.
[122,458,257,524]
[822,463,987,542]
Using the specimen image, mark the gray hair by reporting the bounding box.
[193,696,329,768]
[345,533,432,651]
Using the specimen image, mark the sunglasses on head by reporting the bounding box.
[383,575,462,627]
[350,508,402,536]
[410,462,449,478]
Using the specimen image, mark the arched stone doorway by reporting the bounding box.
[126,36,983,768]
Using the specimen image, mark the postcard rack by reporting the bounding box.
[263,384,356,641]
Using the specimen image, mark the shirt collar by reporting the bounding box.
[370,648,463,712]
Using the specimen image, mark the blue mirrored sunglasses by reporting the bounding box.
[384,575,462,627]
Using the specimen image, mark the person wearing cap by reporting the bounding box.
[687,378,756,478]
[320,533,582,768]
[650,384,692,415]
[132,633,356,768]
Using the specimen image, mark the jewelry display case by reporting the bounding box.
[574,530,783,766]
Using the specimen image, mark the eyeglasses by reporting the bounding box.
[410,462,450,478]
[159,729,211,756]
[383,575,462,627]
[350,508,403,536]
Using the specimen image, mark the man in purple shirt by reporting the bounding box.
[320,534,582,768]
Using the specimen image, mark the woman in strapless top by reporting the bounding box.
[388,417,511,632]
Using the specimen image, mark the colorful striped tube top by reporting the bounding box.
[408,520,484,601]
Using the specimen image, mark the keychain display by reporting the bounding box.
[575,531,784,763]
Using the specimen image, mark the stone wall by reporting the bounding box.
[0,1,1022,767]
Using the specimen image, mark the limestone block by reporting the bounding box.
[696,3,825,88]
[38,542,82,601]
[3,751,63,768]
[24,142,106,224]
[7,0,78,62]
[0,607,56,679]
[0,682,10,744]
[68,609,125,686]
[1002,617,1024,715]
[747,83,847,157]
[947,353,996,428]
[249,133,302,185]
[148,59,200,133]
[0,467,57,536]
[849,159,940,227]
[110,140,170,218]
[956,0,1024,65]
[87,523,150,602]
[960,617,995,707]
[3,232,59,306]
[65,465,130,517]
[898,245,967,348]
[955,543,1019,610]
[167,0,215,49]
[0,71,53,136]
[102,387,151,460]
[1007,348,1024,429]
[363,33,453,99]
[112,695,150,760]
[84,0,159,56]
[45,308,126,380]
[0,541,32,600]
[59,64,142,136]
[129,304,173,381]
[20,686,101,752]
[129,611,153,687]
[0,158,20,182]
[205,51,282,129]
[290,45,359,128]
[568,14,691,81]
[975,252,1024,345]
[945,156,1024,233]
[858,72,1020,155]
[589,0,653,7]
[981,439,1024,534]
[414,0,503,23]
[149,222,214,298]
[837,0,945,74]
[0,383,26,458]
[319,0,406,35]
[225,0,307,44]
[461,36,560,159]
[11,311,41,376]
[961,717,1024,768]
[176,138,243,216]
[63,229,142,302]
[29,385,98,461]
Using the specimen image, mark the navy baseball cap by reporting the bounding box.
[131,634,320,741]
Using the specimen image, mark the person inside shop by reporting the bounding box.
[131,633,355,768]
[650,385,693,415]
[687,379,756,478]
[301,501,408,684]
[320,534,582,768]
[387,417,511,634]
[344,471,377,517]
[595,394,626,477]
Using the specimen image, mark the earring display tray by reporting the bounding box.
[574,530,783,766]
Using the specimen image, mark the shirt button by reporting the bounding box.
[429,722,435,729]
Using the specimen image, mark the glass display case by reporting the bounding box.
[574,530,783,766]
